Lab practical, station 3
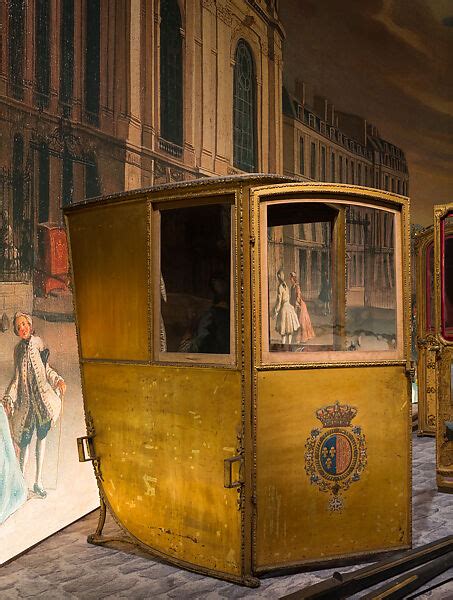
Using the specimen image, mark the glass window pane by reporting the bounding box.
[267,203,335,352]
[345,206,397,351]
[160,203,231,355]
[266,202,398,357]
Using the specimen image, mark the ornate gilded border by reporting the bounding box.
[249,182,413,570]
[65,176,292,586]
[434,204,453,347]
[251,182,411,368]
[414,226,436,435]
[433,203,453,491]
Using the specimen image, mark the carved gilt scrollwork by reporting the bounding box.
[417,334,441,356]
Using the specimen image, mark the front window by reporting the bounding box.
[263,200,401,362]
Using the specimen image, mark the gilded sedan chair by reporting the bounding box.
[65,175,413,586]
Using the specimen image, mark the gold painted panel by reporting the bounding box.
[255,366,411,569]
[433,203,453,490]
[436,348,453,491]
[415,227,436,435]
[82,362,243,576]
[66,201,150,361]
[416,349,438,435]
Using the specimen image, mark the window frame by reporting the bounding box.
[440,213,453,342]
[259,197,404,365]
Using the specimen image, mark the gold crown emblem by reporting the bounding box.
[316,401,357,428]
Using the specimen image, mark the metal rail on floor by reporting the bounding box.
[279,535,453,599]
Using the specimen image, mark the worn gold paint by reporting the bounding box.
[254,366,411,570]
[414,226,437,436]
[67,201,150,362]
[437,348,453,490]
[65,177,413,585]
[433,203,453,491]
[82,362,243,575]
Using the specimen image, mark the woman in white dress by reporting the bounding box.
[272,269,300,345]
[0,403,27,524]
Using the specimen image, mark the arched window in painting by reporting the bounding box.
[233,40,257,172]
[38,141,50,223]
[85,156,101,199]
[12,134,25,226]
[62,147,73,208]
[160,0,183,148]
[35,0,51,108]
[8,0,25,100]
[60,0,75,117]
[85,0,100,124]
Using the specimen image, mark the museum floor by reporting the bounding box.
[1,434,452,599]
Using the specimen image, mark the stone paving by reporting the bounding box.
[1,435,452,599]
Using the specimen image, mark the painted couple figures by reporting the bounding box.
[272,270,315,346]
[1,312,66,524]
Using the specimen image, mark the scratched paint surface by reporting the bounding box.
[82,362,242,576]
[68,202,150,362]
[255,365,411,570]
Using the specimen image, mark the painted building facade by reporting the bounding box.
[0,0,284,311]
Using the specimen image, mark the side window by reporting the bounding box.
[264,201,400,361]
[158,202,233,360]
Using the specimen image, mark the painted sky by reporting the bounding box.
[280,0,453,224]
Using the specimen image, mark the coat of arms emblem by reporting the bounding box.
[304,401,367,512]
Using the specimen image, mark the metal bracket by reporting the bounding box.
[77,436,103,481]
[224,455,243,488]
[77,435,96,462]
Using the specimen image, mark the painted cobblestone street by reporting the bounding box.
[1,435,452,599]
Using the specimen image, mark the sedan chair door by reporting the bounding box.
[250,184,412,573]
[434,204,453,492]
[415,226,437,435]
[67,193,249,585]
